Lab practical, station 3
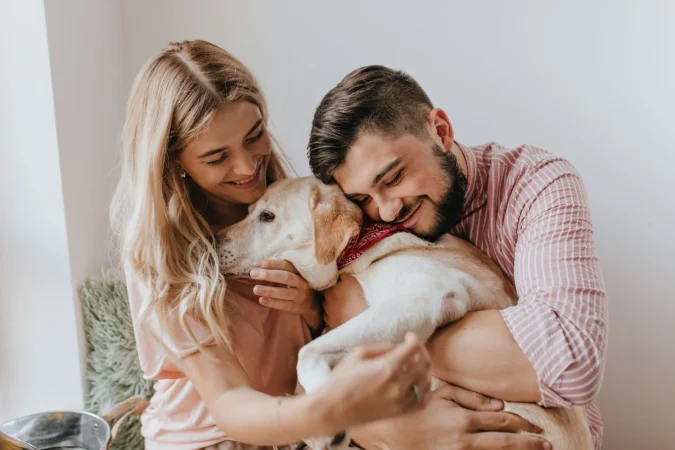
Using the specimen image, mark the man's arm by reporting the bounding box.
[426,168,608,407]
[324,278,541,403]
[426,310,542,402]
[324,166,608,407]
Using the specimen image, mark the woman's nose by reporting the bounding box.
[230,148,257,176]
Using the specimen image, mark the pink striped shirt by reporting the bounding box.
[450,142,608,448]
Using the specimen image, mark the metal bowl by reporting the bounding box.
[0,396,148,450]
[0,411,108,450]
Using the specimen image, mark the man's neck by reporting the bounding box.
[450,141,468,176]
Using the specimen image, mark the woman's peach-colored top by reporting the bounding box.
[125,269,312,450]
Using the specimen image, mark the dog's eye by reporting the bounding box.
[260,210,275,222]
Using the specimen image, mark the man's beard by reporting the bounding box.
[394,143,467,241]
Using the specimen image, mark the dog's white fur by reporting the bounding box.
[218,177,593,450]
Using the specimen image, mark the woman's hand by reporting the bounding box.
[316,333,433,434]
[250,260,323,332]
[323,273,369,329]
[351,384,551,450]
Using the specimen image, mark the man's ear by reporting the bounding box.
[310,185,360,265]
[428,108,454,150]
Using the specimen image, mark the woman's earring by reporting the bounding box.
[180,171,186,179]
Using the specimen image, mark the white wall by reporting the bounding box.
[44,0,126,295]
[0,0,126,422]
[0,0,84,421]
[120,1,675,448]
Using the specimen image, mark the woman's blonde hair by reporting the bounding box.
[111,40,291,351]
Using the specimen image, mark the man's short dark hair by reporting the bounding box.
[307,65,433,183]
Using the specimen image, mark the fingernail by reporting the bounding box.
[252,261,261,267]
[253,286,261,294]
[250,269,260,277]
[490,399,503,409]
[259,298,268,305]
[542,441,551,450]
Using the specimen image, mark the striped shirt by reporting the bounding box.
[450,142,608,448]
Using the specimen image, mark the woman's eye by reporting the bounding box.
[246,128,266,144]
[207,152,228,166]
[260,210,275,222]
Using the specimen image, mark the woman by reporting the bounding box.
[111,40,431,450]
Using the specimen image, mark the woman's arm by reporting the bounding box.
[180,333,432,446]
[181,345,322,446]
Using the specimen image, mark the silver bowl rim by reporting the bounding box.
[0,409,111,440]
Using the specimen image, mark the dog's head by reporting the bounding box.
[217,176,362,290]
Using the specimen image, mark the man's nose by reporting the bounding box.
[377,196,403,223]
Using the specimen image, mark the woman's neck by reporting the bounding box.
[204,193,249,232]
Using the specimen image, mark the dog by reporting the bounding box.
[218,176,593,450]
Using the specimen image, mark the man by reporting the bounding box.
[307,65,607,449]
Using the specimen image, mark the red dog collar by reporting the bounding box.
[336,216,410,269]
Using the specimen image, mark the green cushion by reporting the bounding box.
[79,271,153,450]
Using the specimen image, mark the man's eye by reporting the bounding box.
[260,210,275,222]
[386,170,403,187]
[352,196,371,206]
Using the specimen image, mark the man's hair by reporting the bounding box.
[308,65,434,183]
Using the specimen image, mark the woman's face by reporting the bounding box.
[179,101,272,206]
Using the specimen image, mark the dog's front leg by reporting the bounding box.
[297,295,445,392]
[298,295,446,450]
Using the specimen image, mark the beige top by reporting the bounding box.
[125,269,312,450]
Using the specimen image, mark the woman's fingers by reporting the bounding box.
[253,259,299,274]
[253,284,298,300]
[258,297,304,313]
[381,333,425,377]
[250,268,302,287]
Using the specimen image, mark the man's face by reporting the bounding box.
[333,132,467,241]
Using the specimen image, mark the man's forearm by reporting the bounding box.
[426,310,541,403]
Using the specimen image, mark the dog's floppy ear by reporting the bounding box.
[310,184,360,265]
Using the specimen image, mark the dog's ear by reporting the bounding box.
[310,184,360,265]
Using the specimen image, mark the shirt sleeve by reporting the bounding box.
[500,161,608,407]
[125,268,215,379]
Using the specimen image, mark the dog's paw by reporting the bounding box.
[305,431,351,450]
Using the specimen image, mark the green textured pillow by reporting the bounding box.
[79,271,153,450]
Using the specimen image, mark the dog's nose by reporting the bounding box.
[215,230,231,245]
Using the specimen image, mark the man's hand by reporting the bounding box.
[322,273,369,329]
[351,384,551,450]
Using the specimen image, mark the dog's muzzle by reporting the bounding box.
[216,234,238,270]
